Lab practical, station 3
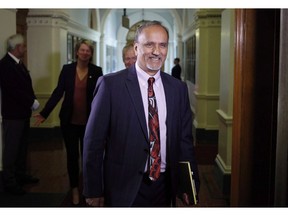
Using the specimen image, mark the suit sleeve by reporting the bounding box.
[83,76,110,197]
[179,82,200,193]
[39,66,66,118]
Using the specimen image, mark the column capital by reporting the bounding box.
[194,9,222,28]
[27,9,68,28]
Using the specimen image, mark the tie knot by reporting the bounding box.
[148,77,155,86]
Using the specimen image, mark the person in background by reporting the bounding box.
[83,20,200,207]
[122,43,137,68]
[0,34,40,195]
[171,57,182,80]
[33,39,103,206]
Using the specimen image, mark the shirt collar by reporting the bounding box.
[135,62,161,87]
[8,52,20,64]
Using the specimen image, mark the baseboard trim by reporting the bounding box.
[214,159,231,196]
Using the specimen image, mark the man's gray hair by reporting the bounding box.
[7,34,24,52]
[134,20,169,43]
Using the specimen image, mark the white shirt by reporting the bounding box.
[135,63,167,172]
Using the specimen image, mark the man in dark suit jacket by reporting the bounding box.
[0,34,40,195]
[171,57,182,80]
[83,21,200,207]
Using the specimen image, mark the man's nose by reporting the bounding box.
[152,46,160,55]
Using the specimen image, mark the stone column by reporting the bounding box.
[26,9,69,127]
[215,9,235,195]
[194,9,222,141]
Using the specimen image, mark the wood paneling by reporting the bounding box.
[231,9,280,206]
[274,9,288,206]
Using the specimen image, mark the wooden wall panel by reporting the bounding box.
[231,9,279,206]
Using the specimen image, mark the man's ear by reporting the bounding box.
[134,44,138,55]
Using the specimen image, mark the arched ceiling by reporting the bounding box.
[98,9,185,43]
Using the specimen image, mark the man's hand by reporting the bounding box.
[182,193,190,206]
[86,197,104,207]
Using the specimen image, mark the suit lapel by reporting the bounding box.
[124,68,176,145]
[69,63,77,90]
[125,66,149,142]
[8,55,31,80]
[87,63,94,90]
[161,73,174,147]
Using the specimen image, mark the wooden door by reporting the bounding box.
[231,9,280,206]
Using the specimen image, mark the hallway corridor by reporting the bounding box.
[0,131,229,207]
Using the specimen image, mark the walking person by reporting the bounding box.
[34,39,103,206]
[171,57,182,80]
[83,21,200,207]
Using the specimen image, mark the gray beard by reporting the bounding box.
[147,63,162,71]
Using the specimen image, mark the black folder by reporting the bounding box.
[178,161,198,205]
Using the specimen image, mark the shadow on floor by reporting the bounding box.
[0,192,66,207]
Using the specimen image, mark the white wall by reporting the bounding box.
[100,10,118,74]
[66,9,90,27]
[0,9,17,58]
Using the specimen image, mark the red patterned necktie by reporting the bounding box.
[148,77,161,181]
